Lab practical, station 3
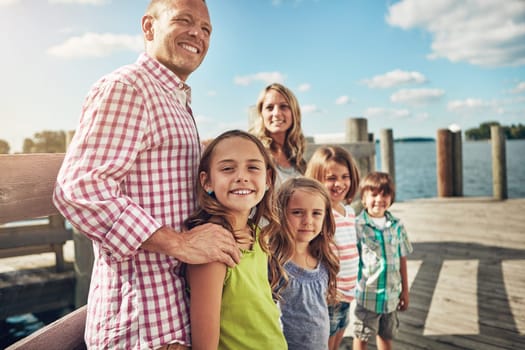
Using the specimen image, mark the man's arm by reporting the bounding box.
[141,224,240,267]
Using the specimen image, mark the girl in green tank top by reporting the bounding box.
[184,130,287,350]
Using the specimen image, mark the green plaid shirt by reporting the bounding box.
[355,210,413,314]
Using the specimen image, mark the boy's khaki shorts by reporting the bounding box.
[351,301,399,341]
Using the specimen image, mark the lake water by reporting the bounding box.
[379,139,525,202]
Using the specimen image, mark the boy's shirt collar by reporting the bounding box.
[358,209,398,229]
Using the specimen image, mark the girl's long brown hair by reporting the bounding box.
[268,177,339,304]
[184,130,280,254]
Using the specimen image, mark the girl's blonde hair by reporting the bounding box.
[184,130,279,253]
[249,83,307,174]
[268,177,339,304]
[305,146,360,203]
[359,171,396,204]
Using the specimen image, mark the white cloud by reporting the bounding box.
[364,107,411,119]
[301,104,319,114]
[47,33,143,59]
[207,90,217,97]
[233,72,285,86]
[447,98,485,111]
[415,112,430,121]
[194,114,214,125]
[386,0,525,67]
[195,114,247,139]
[298,83,311,92]
[362,69,427,89]
[335,95,350,105]
[391,88,445,105]
[512,82,525,94]
[0,0,18,6]
[272,0,306,6]
[1,0,109,5]
[447,98,511,120]
[48,0,108,4]
[447,98,503,116]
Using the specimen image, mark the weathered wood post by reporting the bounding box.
[346,117,370,179]
[49,214,66,272]
[491,125,507,200]
[436,128,463,197]
[380,129,395,184]
[368,133,376,172]
[66,130,94,308]
[451,130,463,196]
[436,129,454,197]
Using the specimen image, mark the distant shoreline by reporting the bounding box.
[394,137,435,143]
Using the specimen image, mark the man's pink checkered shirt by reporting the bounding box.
[53,53,200,349]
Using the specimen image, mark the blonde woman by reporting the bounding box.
[250,83,307,187]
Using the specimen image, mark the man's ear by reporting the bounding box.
[142,15,155,41]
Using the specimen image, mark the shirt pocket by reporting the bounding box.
[361,238,380,267]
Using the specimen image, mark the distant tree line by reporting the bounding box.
[465,121,525,140]
[0,130,67,154]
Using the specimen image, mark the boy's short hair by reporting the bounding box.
[359,172,396,204]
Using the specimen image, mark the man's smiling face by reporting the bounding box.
[144,0,212,81]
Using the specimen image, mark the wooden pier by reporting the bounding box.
[0,136,522,349]
[341,197,525,350]
[1,197,524,349]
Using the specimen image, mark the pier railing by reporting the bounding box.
[0,154,75,320]
[0,153,86,350]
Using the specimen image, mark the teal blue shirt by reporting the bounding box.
[355,210,413,313]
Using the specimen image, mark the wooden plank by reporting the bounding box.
[0,245,62,259]
[0,267,75,319]
[0,226,72,250]
[0,153,65,224]
[502,260,525,334]
[339,199,525,350]
[5,305,87,350]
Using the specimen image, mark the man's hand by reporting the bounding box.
[142,224,240,267]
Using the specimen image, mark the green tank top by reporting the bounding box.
[219,227,287,350]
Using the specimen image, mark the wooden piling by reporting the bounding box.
[436,129,453,197]
[346,118,371,179]
[491,125,507,200]
[380,129,395,184]
[452,130,463,196]
[368,133,376,172]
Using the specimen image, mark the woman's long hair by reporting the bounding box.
[268,177,339,304]
[249,83,307,173]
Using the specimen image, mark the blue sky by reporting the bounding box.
[1,0,524,153]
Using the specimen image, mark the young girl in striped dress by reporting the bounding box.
[306,146,360,350]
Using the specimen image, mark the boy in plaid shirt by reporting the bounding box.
[352,172,413,350]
